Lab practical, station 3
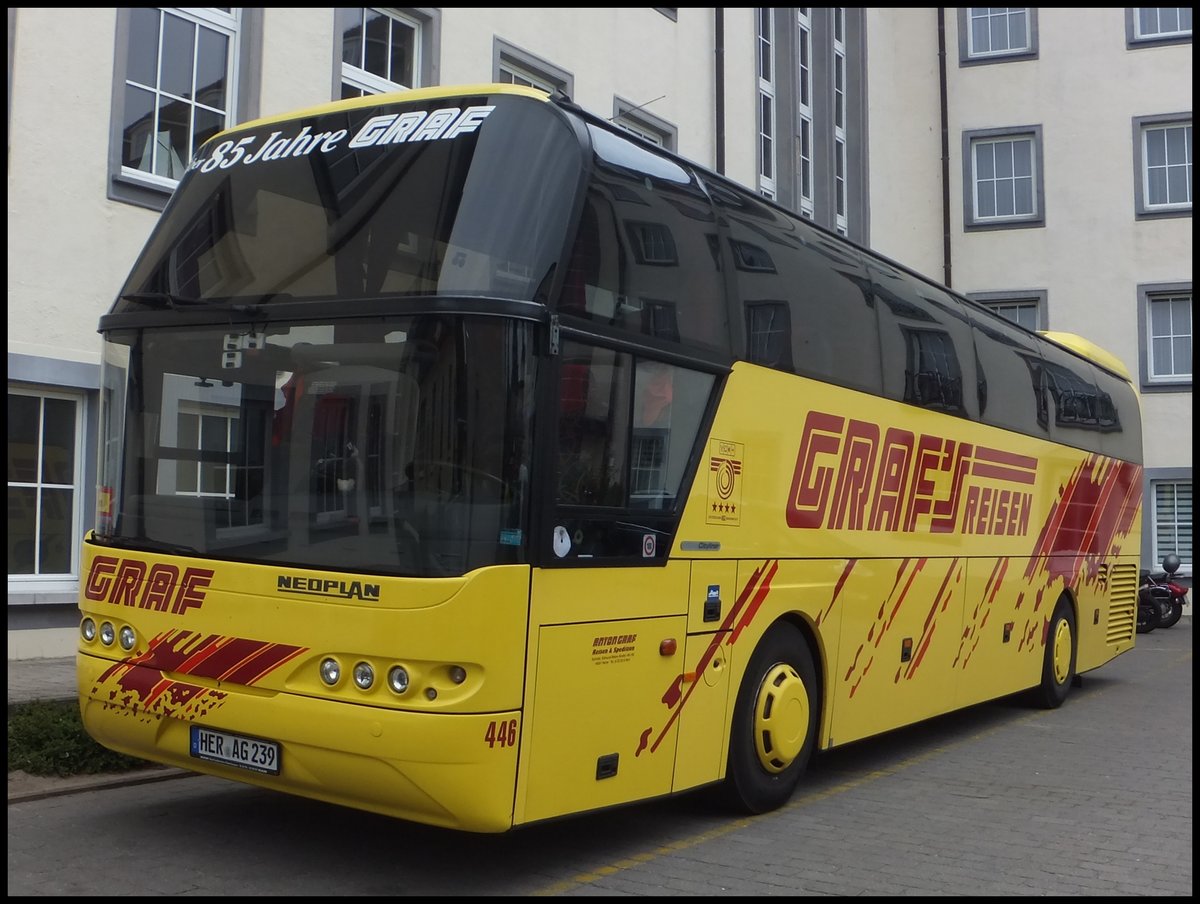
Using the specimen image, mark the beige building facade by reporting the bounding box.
[7,8,1191,657]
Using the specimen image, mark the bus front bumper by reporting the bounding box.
[77,651,520,833]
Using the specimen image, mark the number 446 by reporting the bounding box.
[484,719,518,748]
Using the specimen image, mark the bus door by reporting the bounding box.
[521,567,689,824]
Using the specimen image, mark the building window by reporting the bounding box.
[1147,292,1195,384]
[796,9,814,218]
[959,8,1039,65]
[1138,282,1192,391]
[113,7,241,204]
[757,7,776,200]
[1153,480,1192,570]
[833,8,848,235]
[8,389,82,581]
[1127,8,1193,46]
[971,290,1047,331]
[1133,116,1192,218]
[962,126,1045,230]
[339,7,420,97]
[613,97,677,151]
[493,39,572,96]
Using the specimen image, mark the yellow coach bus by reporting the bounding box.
[78,83,1144,833]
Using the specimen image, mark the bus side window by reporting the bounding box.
[553,340,716,559]
[556,345,631,508]
[868,259,980,421]
[566,125,729,355]
[966,307,1050,439]
[709,184,881,396]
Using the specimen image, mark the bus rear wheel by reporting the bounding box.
[1032,597,1076,710]
[722,622,818,814]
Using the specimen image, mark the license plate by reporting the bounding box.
[190,725,280,775]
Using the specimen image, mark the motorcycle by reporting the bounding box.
[1138,553,1189,632]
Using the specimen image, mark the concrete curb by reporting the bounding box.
[8,767,194,804]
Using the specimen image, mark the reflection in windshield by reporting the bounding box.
[115,94,579,309]
[97,316,536,578]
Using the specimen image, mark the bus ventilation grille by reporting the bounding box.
[1106,563,1138,644]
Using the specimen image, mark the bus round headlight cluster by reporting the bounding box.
[388,666,410,694]
[99,622,116,646]
[319,657,341,686]
[353,662,374,690]
[81,618,97,642]
[118,625,137,651]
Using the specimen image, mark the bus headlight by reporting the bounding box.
[353,662,374,690]
[319,658,341,686]
[388,666,410,694]
[118,625,137,651]
[81,618,96,642]
[449,665,467,685]
[99,622,115,646]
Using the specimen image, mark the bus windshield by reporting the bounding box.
[96,315,537,578]
[116,92,580,308]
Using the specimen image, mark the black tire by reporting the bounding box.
[1033,598,1076,709]
[1158,599,1182,629]
[722,622,819,814]
[1136,600,1158,634]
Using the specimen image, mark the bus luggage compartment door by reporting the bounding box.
[522,616,686,823]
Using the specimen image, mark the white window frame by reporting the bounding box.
[498,59,557,93]
[340,7,422,97]
[796,8,814,218]
[833,7,848,235]
[120,7,241,192]
[612,97,677,151]
[1147,292,1193,383]
[1152,479,1192,572]
[1134,7,1193,40]
[757,7,777,201]
[963,127,1045,230]
[966,7,1031,58]
[984,299,1041,331]
[7,387,85,591]
[1142,121,1193,211]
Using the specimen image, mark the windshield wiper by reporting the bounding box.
[119,291,207,309]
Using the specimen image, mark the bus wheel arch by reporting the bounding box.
[1032,592,1078,710]
[721,617,821,814]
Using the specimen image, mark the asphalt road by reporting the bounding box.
[7,620,1192,896]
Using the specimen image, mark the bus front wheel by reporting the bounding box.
[1032,597,1076,710]
[721,622,818,814]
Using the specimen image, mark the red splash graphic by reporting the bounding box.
[1025,456,1141,589]
[638,560,778,757]
[92,630,306,722]
[847,558,925,696]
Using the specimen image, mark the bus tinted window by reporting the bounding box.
[708,184,882,395]
[1089,363,1142,463]
[560,125,729,354]
[966,306,1051,440]
[1038,340,1123,446]
[118,94,580,307]
[867,260,980,420]
[554,339,715,559]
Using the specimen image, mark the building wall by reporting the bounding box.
[862,8,945,278]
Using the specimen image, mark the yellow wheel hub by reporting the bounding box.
[752,663,810,774]
[1052,618,1072,684]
